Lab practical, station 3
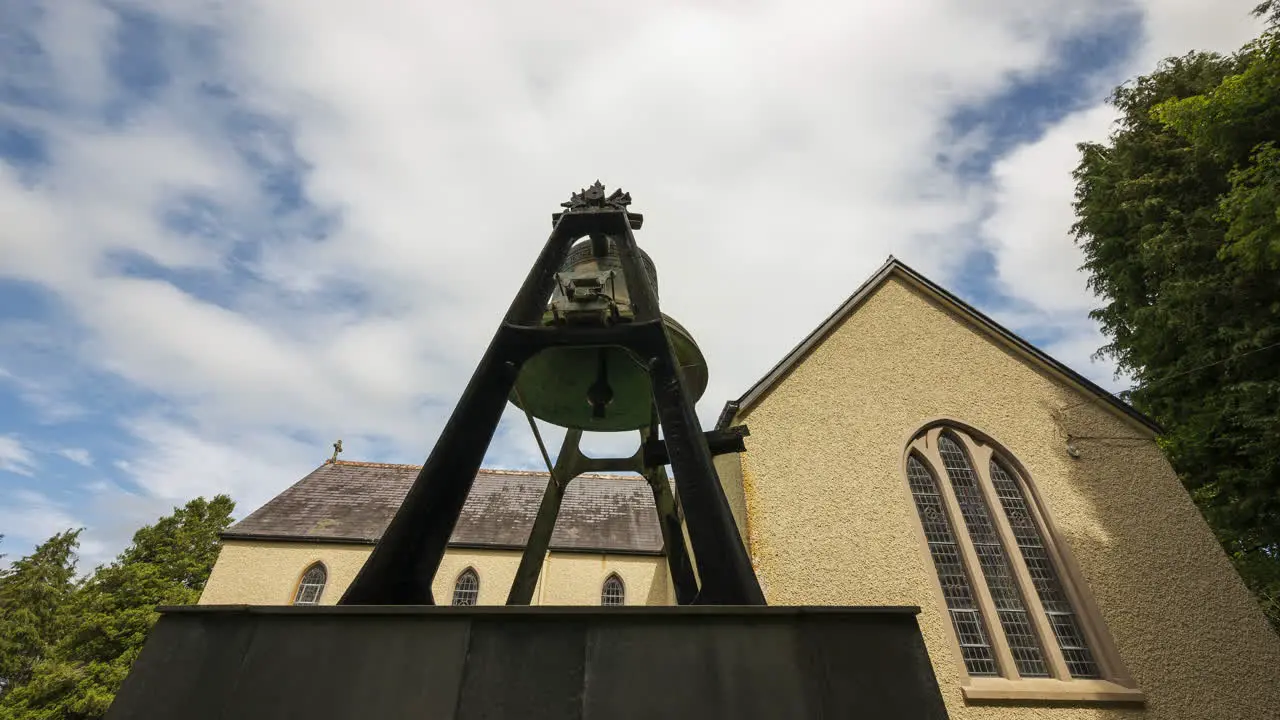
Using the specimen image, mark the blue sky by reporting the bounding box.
[0,0,1266,568]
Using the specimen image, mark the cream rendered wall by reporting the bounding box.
[735,275,1280,720]
[199,541,371,606]
[536,552,671,606]
[714,452,751,553]
[433,547,670,606]
[199,540,670,607]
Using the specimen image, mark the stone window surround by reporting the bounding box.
[601,573,626,606]
[903,422,1144,704]
[452,567,480,606]
[291,561,327,606]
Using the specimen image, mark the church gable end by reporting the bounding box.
[731,260,1280,717]
[733,258,1158,436]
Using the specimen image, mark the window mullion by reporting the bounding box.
[921,433,1019,680]
[963,437,1072,681]
[1012,472,1122,683]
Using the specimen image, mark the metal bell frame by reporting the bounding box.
[339,182,765,607]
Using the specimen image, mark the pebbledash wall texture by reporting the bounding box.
[197,259,1280,718]
[725,266,1280,719]
[199,542,670,607]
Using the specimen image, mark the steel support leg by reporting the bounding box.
[340,217,590,605]
[610,220,765,605]
[340,201,762,606]
[506,430,581,605]
[645,464,700,604]
[507,423,702,606]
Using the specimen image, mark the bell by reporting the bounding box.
[510,236,709,432]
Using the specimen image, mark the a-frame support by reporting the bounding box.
[502,423,706,606]
[340,184,764,606]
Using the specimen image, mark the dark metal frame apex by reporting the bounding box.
[339,184,765,607]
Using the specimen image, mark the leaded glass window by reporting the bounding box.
[907,455,997,675]
[905,426,1116,687]
[938,434,1048,677]
[453,568,479,606]
[989,460,1101,678]
[601,574,625,606]
[293,563,326,605]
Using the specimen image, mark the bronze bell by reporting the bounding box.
[510,236,709,432]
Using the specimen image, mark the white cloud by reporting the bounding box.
[0,435,37,476]
[0,0,1266,561]
[57,447,93,466]
[1,0,1120,420]
[984,105,1118,317]
[116,415,319,513]
[1137,0,1270,64]
[0,490,78,539]
[979,0,1265,389]
[0,364,87,424]
[0,489,108,572]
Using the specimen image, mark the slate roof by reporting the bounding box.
[223,460,664,555]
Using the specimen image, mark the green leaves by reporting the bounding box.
[0,531,82,698]
[1153,35,1280,275]
[1219,143,1280,271]
[0,496,234,719]
[1073,28,1280,630]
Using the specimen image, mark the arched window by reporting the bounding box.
[452,568,479,606]
[601,573,625,606]
[293,562,327,605]
[904,425,1131,697]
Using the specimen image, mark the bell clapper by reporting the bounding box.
[510,233,707,432]
[589,232,610,258]
[587,348,614,419]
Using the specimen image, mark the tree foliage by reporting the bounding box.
[0,496,234,720]
[0,531,81,698]
[1256,1,1280,27]
[1073,22,1280,628]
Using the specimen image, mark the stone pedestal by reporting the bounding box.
[107,605,949,720]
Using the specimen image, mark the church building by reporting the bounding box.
[198,258,1280,719]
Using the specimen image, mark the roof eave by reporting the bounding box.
[220,532,378,545]
[219,532,663,556]
[732,258,1162,436]
[714,400,741,430]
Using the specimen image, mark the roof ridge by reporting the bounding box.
[329,459,420,469]
[480,467,637,480]
[327,459,636,480]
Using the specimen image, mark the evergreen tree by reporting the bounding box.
[0,496,234,720]
[1073,14,1280,627]
[0,531,81,700]
[1256,1,1280,26]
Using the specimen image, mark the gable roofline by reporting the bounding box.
[729,257,1162,435]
